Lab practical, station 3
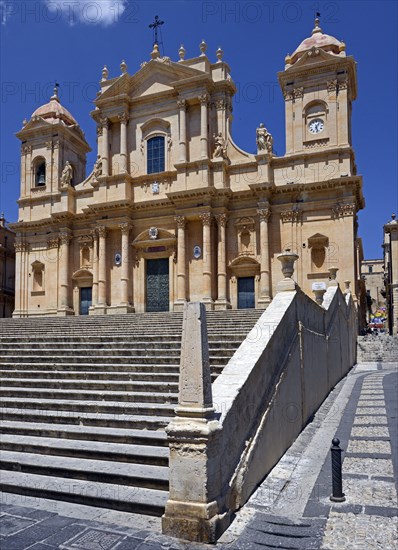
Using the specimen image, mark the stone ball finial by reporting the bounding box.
[216,47,224,62]
[23,118,28,126]
[199,39,207,56]
[339,41,346,52]
[102,66,109,81]
[120,60,128,74]
[151,43,160,59]
[285,53,292,65]
[178,44,186,62]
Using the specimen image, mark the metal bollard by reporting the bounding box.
[330,437,346,502]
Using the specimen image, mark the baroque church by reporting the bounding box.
[11,18,365,317]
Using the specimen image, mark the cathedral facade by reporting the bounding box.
[12,19,364,317]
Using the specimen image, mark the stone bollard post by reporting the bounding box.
[330,438,346,502]
[328,266,339,287]
[162,302,224,542]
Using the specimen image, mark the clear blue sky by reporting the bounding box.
[1,0,397,259]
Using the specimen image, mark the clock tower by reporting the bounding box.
[278,17,357,157]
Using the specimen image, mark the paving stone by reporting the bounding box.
[342,478,397,507]
[353,415,388,425]
[0,515,36,536]
[321,511,398,549]
[67,528,124,549]
[347,440,392,454]
[356,407,387,415]
[351,426,390,437]
[40,524,87,545]
[343,457,394,477]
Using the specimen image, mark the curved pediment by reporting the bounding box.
[133,227,176,249]
[72,268,93,280]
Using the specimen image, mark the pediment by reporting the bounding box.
[99,59,207,101]
[133,227,176,248]
[289,47,342,70]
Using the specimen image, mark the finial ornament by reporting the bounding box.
[312,12,322,34]
[149,15,164,46]
[120,60,127,74]
[178,44,186,61]
[216,47,224,62]
[200,39,207,56]
[51,83,60,101]
[102,66,109,81]
[151,43,160,59]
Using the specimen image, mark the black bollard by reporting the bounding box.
[330,437,346,502]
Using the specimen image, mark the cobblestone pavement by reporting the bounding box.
[1,362,397,549]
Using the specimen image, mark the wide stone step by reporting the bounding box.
[0,450,169,490]
[0,470,168,516]
[0,363,181,373]
[1,397,176,416]
[0,421,168,446]
[0,370,180,382]
[0,340,241,350]
[0,378,179,391]
[0,353,234,364]
[0,388,178,404]
[1,408,172,430]
[0,434,169,466]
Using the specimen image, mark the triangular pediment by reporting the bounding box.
[289,47,343,70]
[99,59,208,101]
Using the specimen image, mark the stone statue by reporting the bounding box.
[60,161,73,187]
[214,132,227,158]
[256,123,273,154]
[93,155,103,180]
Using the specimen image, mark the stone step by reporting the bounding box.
[0,397,176,416]
[0,347,236,357]
[1,408,171,430]
[0,370,180,382]
[0,434,169,466]
[0,353,234,363]
[0,378,179,391]
[0,470,168,516]
[0,388,178,404]
[0,421,168,446]
[0,363,181,372]
[0,450,169,490]
[0,340,241,349]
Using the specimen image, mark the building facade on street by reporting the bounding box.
[383,214,398,334]
[11,19,364,317]
[0,214,15,317]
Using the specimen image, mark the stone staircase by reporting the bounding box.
[0,310,262,516]
[357,334,398,363]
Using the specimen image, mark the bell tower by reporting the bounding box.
[17,86,90,203]
[278,17,357,157]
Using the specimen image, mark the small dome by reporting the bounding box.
[31,87,78,126]
[290,18,344,64]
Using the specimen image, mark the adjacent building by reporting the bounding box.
[0,214,15,317]
[383,214,398,334]
[11,18,365,318]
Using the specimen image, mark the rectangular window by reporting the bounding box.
[147,136,165,174]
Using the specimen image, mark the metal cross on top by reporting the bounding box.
[149,15,164,46]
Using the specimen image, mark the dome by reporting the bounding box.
[289,18,344,65]
[31,88,78,126]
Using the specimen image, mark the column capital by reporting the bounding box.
[177,98,186,109]
[119,222,132,234]
[59,230,72,245]
[199,93,209,105]
[14,240,29,253]
[174,215,186,229]
[97,225,107,238]
[257,207,271,223]
[118,112,129,124]
[100,116,109,128]
[199,212,212,226]
[215,213,228,227]
[214,98,226,110]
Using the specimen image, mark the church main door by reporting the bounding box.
[146,259,169,312]
[237,277,255,309]
[80,287,92,316]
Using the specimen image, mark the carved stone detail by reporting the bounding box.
[332,202,356,218]
[215,99,226,110]
[97,225,107,238]
[257,207,271,223]
[293,87,304,99]
[118,112,129,124]
[119,222,131,235]
[199,93,209,105]
[199,213,212,226]
[280,208,303,223]
[14,241,29,253]
[215,213,228,227]
[47,237,59,250]
[175,215,186,229]
[59,231,72,245]
[100,117,109,128]
[177,99,186,109]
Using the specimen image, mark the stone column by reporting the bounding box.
[177,99,187,163]
[215,214,230,310]
[13,240,28,317]
[200,213,214,310]
[199,93,209,159]
[101,117,109,176]
[118,222,134,313]
[91,229,98,310]
[174,215,186,310]
[257,205,272,308]
[119,113,129,174]
[58,230,73,315]
[97,225,107,312]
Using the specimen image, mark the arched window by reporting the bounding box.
[35,159,46,187]
[147,136,165,174]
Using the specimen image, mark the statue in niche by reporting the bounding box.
[214,132,227,158]
[256,123,273,153]
[60,161,73,187]
[93,155,103,180]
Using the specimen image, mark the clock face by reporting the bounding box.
[308,118,325,134]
